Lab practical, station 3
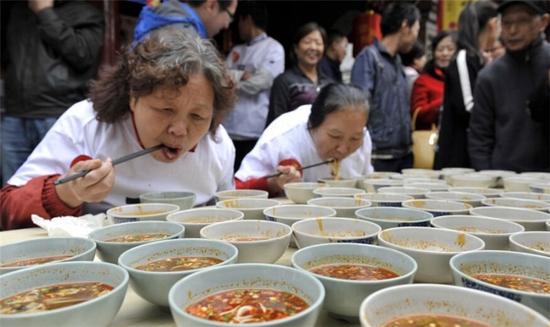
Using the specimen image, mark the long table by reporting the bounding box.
[0,227,361,327]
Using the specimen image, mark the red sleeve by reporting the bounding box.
[411,74,444,129]
[0,175,82,230]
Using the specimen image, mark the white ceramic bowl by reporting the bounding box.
[471,206,550,231]
[449,186,503,198]
[479,169,517,187]
[378,227,485,283]
[430,215,524,250]
[401,169,441,179]
[312,187,365,198]
[262,205,336,227]
[482,197,550,211]
[318,177,358,188]
[389,173,404,180]
[405,182,449,191]
[441,167,475,174]
[117,239,238,306]
[361,179,403,193]
[107,203,180,224]
[215,189,268,201]
[200,220,291,263]
[402,177,445,185]
[0,262,128,327]
[402,199,472,217]
[521,172,550,180]
[139,191,195,210]
[426,191,486,207]
[88,221,184,264]
[501,192,550,203]
[450,250,550,317]
[509,231,550,257]
[291,243,416,318]
[363,172,396,179]
[355,207,433,229]
[530,182,550,194]
[215,198,281,220]
[0,237,96,275]
[306,197,371,217]
[450,173,497,188]
[284,182,324,204]
[292,217,381,248]
[354,193,413,207]
[547,220,550,231]
[359,284,549,327]
[378,186,428,199]
[504,176,540,192]
[166,208,244,238]
[168,264,325,327]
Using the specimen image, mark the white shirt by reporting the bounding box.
[8,100,235,206]
[235,105,374,182]
[223,33,285,140]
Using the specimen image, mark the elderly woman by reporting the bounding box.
[265,22,334,126]
[0,27,236,229]
[236,83,373,195]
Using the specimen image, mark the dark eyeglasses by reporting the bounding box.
[223,8,234,23]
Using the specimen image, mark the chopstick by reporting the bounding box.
[54,144,164,185]
[265,159,335,179]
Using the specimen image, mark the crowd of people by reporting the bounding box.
[1,0,549,230]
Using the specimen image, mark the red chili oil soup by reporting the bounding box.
[309,263,398,280]
[473,273,550,294]
[0,282,113,314]
[134,256,223,272]
[186,288,309,323]
[0,255,73,268]
[383,314,492,327]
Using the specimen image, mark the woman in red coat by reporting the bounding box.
[411,31,457,130]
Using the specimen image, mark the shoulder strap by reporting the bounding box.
[457,49,474,112]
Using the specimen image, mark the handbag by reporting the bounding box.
[411,108,438,169]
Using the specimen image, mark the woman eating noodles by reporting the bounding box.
[0,27,236,230]
[235,83,373,196]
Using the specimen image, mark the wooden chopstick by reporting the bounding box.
[54,144,164,185]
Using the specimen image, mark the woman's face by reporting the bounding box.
[294,30,324,68]
[434,35,456,68]
[310,106,367,161]
[130,73,215,163]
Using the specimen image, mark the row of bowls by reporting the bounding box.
[2,241,549,326]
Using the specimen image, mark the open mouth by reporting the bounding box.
[161,145,183,160]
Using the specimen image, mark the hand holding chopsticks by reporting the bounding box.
[265,159,335,179]
[54,144,164,185]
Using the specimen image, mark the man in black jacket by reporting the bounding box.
[469,0,550,172]
[2,0,104,185]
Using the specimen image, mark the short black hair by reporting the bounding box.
[308,83,369,130]
[381,2,421,36]
[326,29,346,48]
[293,22,327,48]
[237,0,268,30]
[188,0,233,10]
[401,41,425,66]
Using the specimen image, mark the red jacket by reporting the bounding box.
[411,68,445,130]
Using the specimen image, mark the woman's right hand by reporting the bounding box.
[267,165,302,194]
[55,159,115,208]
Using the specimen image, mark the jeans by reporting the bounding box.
[2,116,57,184]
